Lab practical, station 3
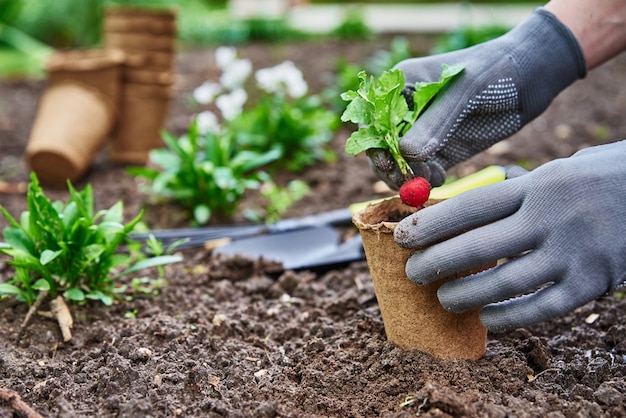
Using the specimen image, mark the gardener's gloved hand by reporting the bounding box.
[394,141,626,332]
[369,7,587,190]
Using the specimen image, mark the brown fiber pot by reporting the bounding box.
[103,8,177,35]
[26,50,124,186]
[352,197,488,360]
[103,7,177,71]
[104,32,176,53]
[108,82,174,164]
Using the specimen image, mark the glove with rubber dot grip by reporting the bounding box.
[393,141,626,332]
[369,7,587,190]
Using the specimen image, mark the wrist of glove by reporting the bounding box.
[370,7,587,189]
[394,141,626,332]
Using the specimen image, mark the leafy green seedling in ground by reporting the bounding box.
[0,173,182,341]
[130,118,308,225]
[243,178,310,224]
[340,64,465,176]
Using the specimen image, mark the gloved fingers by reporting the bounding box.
[436,250,562,314]
[479,280,603,333]
[366,148,443,190]
[425,160,446,187]
[407,160,446,187]
[404,213,537,285]
[395,180,522,249]
[504,165,529,179]
[366,148,410,191]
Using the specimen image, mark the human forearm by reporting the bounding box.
[545,0,626,69]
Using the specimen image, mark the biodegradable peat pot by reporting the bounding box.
[26,83,115,186]
[353,197,488,360]
[123,68,175,85]
[102,6,177,164]
[108,82,173,164]
[104,32,176,52]
[103,7,177,72]
[122,50,176,71]
[45,48,125,116]
[103,7,177,35]
[25,49,124,186]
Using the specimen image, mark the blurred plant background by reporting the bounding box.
[0,0,529,78]
[0,0,522,225]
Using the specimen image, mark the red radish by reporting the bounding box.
[399,177,431,208]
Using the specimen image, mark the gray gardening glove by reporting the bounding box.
[369,7,587,189]
[394,141,626,332]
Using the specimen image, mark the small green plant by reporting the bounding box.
[129,118,282,225]
[232,91,338,171]
[340,64,465,176]
[330,7,372,39]
[192,47,338,172]
[243,178,310,224]
[0,173,182,307]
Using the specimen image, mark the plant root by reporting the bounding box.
[38,296,73,342]
[51,295,73,342]
[15,290,49,344]
[0,384,45,418]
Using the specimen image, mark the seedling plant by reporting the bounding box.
[340,64,465,178]
[193,47,338,172]
[0,173,182,341]
[129,118,282,225]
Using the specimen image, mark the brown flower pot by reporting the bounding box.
[123,68,175,85]
[122,50,176,71]
[101,6,177,165]
[45,48,125,117]
[104,32,176,53]
[103,7,177,35]
[103,7,177,72]
[108,83,174,164]
[352,197,488,360]
[25,50,124,186]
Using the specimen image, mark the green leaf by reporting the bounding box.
[126,166,159,180]
[96,221,125,240]
[40,249,62,265]
[0,205,21,229]
[341,64,465,176]
[345,125,387,155]
[85,290,114,306]
[82,244,105,262]
[64,288,85,302]
[117,255,183,277]
[7,249,43,272]
[103,201,124,224]
[33,278,50,291]
[2,227,35,255]
[412,63,465,118]
[194,205,211,225]
[0,283,22,295]
[61,201,79,229]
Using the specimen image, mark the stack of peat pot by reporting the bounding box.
[25,49,125,186]
[103,6,177,164]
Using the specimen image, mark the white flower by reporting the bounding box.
[215,46,237,70]
[193,81,222,105]
[196,111,220,134]
[216,88,248,120]
[219,58,252,90]
[255,61,308,99]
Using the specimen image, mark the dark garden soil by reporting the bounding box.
[1,35,626,417]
